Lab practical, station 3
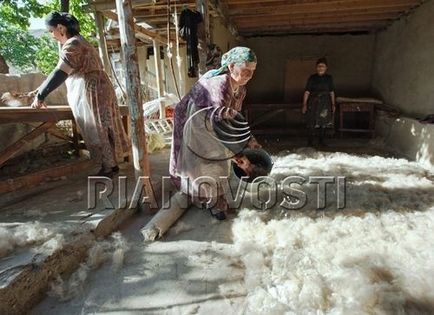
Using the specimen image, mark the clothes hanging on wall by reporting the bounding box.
[179,8,203,77]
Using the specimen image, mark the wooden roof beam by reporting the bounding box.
[88,0,155,11]
[229,1,419,16]
[101,10,166,44]
[228,0,420,11]
[239,22,389,35]
[235,12,398,27]
[232,5,413,20]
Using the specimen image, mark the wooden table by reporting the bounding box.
[0,105,129,193]
[338,102,376,138]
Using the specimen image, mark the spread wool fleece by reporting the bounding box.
[232,150,434,314]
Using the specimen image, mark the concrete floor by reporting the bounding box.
[0,149,169,291]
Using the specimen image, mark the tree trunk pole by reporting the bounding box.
[115,0,150,183]
[94,11,113,79]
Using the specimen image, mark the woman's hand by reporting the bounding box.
[233,155,252,176]
[31,97,47,109]
[247,137,262,149]
[332,105,336,114]
[302,104,308,114]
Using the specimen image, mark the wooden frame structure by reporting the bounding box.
[88,0,424,39]
[0,106,130,194]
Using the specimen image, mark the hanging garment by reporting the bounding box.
[179,8,203,77]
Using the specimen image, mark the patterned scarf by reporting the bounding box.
[202,46,257,79]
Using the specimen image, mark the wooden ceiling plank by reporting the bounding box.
[236,10,401,22]
[239,21,389,35]
[230,2,418,17]
[236,13,398,27]
[227,0,420,11]
[232,5,413,21]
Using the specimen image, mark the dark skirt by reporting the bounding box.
[306,92,334,132]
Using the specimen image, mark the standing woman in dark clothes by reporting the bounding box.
[302,58,336,146]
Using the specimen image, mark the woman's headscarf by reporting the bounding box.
[45,11,80,36]
[203,46,257,79]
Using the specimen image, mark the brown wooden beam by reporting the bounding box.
[236,12,402,25]
[89,0,155,11]
[0,105,129,123]
[0,122,55,167]
[94,11,114,78]
[115,0,150,186]
[231,3,416,18]
[236,12,398,27]
[239,21,388,35]
[0,106,73,123]
[101,10,166,44]
[0,159,94,194]
[228,0,420,13]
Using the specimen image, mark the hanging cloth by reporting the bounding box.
[178,8,203,77]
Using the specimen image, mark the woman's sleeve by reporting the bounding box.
[329,75,336,92]
[305,76,313,92]
[60,39,81,70]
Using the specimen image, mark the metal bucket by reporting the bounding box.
[231,148,273,183]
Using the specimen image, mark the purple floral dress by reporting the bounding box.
[169,73,246,208]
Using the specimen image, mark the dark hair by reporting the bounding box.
[316,57,328,66]
[45,11,80,36]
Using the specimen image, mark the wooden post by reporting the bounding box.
[115,0,150,182]
[60,0,69,12]
[94,11,113,78]
[153,40,165,119]
[196,0,210,76]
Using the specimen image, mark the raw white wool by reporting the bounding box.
[112,232,130,271]
[49,232,130,301]
[233,151,434,314]
[265,150,434,213]
[0,222,60,258]
[233,208,434,314]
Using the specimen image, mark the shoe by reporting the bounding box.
[208,208,227,220]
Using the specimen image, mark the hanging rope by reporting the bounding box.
[173,0,184,95]
[109,45,127,102]
[166,0,182,100]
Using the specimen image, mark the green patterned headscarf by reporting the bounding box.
[203,46,257,79]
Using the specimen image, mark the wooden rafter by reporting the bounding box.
[101,9,166,44]
[224,0,423,35]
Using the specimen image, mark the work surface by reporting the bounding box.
[0,105,130,123]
